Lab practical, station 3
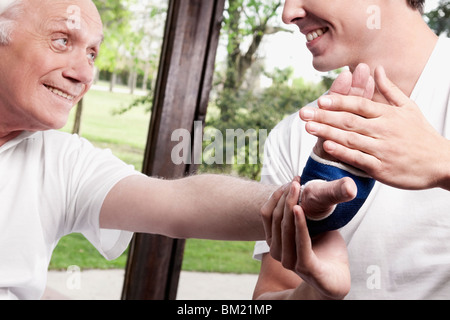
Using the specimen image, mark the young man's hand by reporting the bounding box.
[301,66,450,190]
[308,63,375,161]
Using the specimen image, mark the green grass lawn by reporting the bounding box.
[50,86,261,274]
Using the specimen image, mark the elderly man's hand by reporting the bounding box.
[260,177,354,299]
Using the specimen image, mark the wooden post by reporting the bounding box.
[121,0,225,300]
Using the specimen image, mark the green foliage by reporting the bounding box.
[203,68,325,180]
[93,0,134,72]
[425,0,450,35]
[222,0,285,90]
[112,91,153,115]
[182,240,261,274]
[61,86,149,171]
[94,0,167,80]
[50,234,261,274]
[49,233,128,270]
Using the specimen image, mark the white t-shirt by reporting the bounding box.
[254,36,450,299]
[0,130,139,299]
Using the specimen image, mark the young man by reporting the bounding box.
[0,0,354,299]
[254,0,450,299]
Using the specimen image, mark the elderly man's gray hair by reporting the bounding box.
[0,0,23,45]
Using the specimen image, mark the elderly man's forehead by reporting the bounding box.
[23,0,101,22]
[0,0,18,14]
[22,0,103,30]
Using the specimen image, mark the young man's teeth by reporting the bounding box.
[307,28,325,42]
[46,85,74,100]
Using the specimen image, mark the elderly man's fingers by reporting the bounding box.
[280,181,302,269]
[269,190,288,261]
[293,205,315,276]
[300,178,357,221]
[260,183,288,247]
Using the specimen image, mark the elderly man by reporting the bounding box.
[254,0,450,300]
[0,0,358,300]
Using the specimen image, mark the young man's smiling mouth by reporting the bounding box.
[306,27,329,42]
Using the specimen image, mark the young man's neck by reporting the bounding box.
[350,10,438,103]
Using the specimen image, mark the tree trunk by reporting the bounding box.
[72,98,83,135]
[109,72,116,92]
[121,0,225,300]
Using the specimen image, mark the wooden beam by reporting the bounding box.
[121,0,225,300]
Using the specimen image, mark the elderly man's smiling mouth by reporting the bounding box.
[43,84,77,101]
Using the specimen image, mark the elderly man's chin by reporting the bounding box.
[35,111,72,132]
[35,100,78,132]
[39,91,80,130]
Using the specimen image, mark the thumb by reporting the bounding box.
[329,70,353,96]
[374,66,409,107]
[301,178,357,220]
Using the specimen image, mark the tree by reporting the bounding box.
[94,0,135,92]
[217,0,290,124]
[72,0,167,134]
[203,67,325,180]
[202,0,300,178]
[72,0,134,134]
[425,0,450,35]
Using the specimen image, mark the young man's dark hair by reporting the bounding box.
[408,0,425,13]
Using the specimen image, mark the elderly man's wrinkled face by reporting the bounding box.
[0,0,103,131]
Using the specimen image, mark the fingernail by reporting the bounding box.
[324,140,336,152]
[319,96,332,108]
[306,122,320,134]
[301,107,315,120]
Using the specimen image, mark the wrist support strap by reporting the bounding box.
[300,153,375,237]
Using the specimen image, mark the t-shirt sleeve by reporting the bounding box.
[61,135,141,260]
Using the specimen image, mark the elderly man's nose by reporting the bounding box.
[62,56,94,85]
[282,0,306,25]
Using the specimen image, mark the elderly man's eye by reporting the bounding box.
[54,38,68,47]
[87,52,97,62]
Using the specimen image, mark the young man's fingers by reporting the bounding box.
[350,63,374,99]
[322,140,381,175]
[374,66,409,107]
[302,106,375,138]
[329,70,353,96]
[316,95,383,119]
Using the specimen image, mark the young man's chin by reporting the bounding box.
[312,58,345,73]
[313,62,334,73]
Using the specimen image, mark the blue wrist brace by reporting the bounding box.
[300,154,375,237]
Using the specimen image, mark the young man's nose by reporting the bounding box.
[282,0,307,25]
